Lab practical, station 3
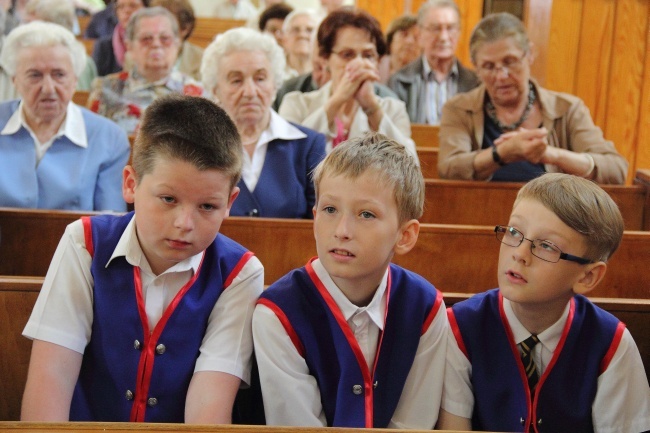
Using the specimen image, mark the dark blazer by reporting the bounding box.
[388,57,480,124]
[92,36,122,77]
[231,123,326,219]
[273,73,400,111]
[84,3,118,39]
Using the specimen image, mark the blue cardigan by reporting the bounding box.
[231,123,326,219]
[0,100,130,211]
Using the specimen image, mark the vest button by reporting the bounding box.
[156,344,166,355]
[148,397,158,407]
[520,417,525,425]
[373,381,378,389]
[125,390,133,401]
[352,384,363,395]
[133,340,141,350]
[538,418,542,425]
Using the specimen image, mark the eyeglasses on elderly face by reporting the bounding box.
[478,52,527,77]
[331,49,379,63]
[135,33,177,47]
[494,225,594,264]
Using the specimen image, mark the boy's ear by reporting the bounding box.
[122,165,138,204]
[226,186,240,210]
[394,219,420,256]
[573,261,607,295]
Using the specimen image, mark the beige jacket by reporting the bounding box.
[438,81,628,184]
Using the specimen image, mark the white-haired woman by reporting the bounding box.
[0,21,130,211]
[87,6,204,134]
[201,27,326,218]
[282,9,318,79]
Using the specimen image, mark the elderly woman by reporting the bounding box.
[92,0,147,77]
[150,0,203,80]
[87,6,204,134]
[438,13,627,183]
[378,14,420,84]
[279,8,417,159]
[201,27,326,218]
[0,21,130,211]
[282,9,318,79]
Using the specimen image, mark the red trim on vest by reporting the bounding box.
[81,217,94,258]
[257,298,305,357]
[422,290,443,335]
[306,258,388,428]
[447,308,468,359]
[498,292,534,431]
[129,255,205,422]
[224,251,254,289]
[600,321,625,374]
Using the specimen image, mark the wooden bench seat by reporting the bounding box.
[187,18,246,48]
[411,123,439,148]
[2,277,647,421]
[422,179,649,230]
[417,147,439,179]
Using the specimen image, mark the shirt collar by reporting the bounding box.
[503,296,569,352]
[259,109,307,145]
[106,216,203,275]
[311,258,388,330]
[422,56,459,81]
[1,101,87,148]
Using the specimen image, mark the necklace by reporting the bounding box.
[485,81,536,131]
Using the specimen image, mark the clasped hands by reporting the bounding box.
[330,57,380,114]
[493,127,558,165]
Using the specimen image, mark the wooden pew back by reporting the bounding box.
[1,278,647,422]
[411,123,439,148]
[0,209,648,298]
[417,147,439,179]
[422,179,649,231]
[187,18,246,48]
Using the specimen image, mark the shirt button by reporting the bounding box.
[520,417,525,425]
[148,397,158,407]
[125,390,134,401]
[352,384,363,395]
[133,340,141,350]
[156,344,166,355]
[538,418,543,425]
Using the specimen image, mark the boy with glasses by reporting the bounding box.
[437,173,650,432]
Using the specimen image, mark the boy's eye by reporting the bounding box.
[506,226,523,239]
[537,240,559,253]
[323,206,336,214]
[360,211,375,219]
[161,196,175,203]
[200,203,215,211]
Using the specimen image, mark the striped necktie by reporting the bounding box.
[520,334,540,391]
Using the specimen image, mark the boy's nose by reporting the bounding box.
[334,215,352,240]
[174,207,195,231]
[512,239,532,264]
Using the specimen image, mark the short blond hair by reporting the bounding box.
[514,173,624,261]
[313,132,424,223]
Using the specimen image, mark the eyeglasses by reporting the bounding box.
[135,33,177,47]
[494,225,594,265]
[420,23,459,35]
[288,25,315,36]
[331,49,379,63]
[478,53,527,77]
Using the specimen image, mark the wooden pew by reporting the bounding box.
[416,147,439,179]
[1,277,648,422]
[0,208,649,299]
[634,168,650,231]
[422,179,649,231]
[411,123,439,148]
[187,18,246,48]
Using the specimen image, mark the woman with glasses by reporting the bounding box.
[438,12,627,184]
[87,6,204,134]
[279,7,417,159]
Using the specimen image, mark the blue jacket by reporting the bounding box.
[231,123,325,218]
[449,289,624,433]
[259,260,443,427]
[71,212,254,422]
[0,100,129,211]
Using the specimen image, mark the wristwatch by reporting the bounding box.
[492,146,505,166]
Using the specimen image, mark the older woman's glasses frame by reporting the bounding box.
[135,33,177,47]
[331,49,379,63]
[478,52,527,78]
[494,225,594,265]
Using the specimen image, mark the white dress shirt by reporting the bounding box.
[23,217,264,383]
[253,258,447,427]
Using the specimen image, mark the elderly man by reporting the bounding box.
[388,0,478,124]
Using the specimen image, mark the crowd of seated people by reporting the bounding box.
[0,0,647,431]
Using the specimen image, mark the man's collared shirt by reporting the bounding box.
[422,56,459,125]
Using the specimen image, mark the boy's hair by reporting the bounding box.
[514,173,624,262]
[313,132,424,223]
[132,94,242,189]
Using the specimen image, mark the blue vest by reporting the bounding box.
[259,260,443,428]
[449,289,623,432]
[70,212,253,422]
